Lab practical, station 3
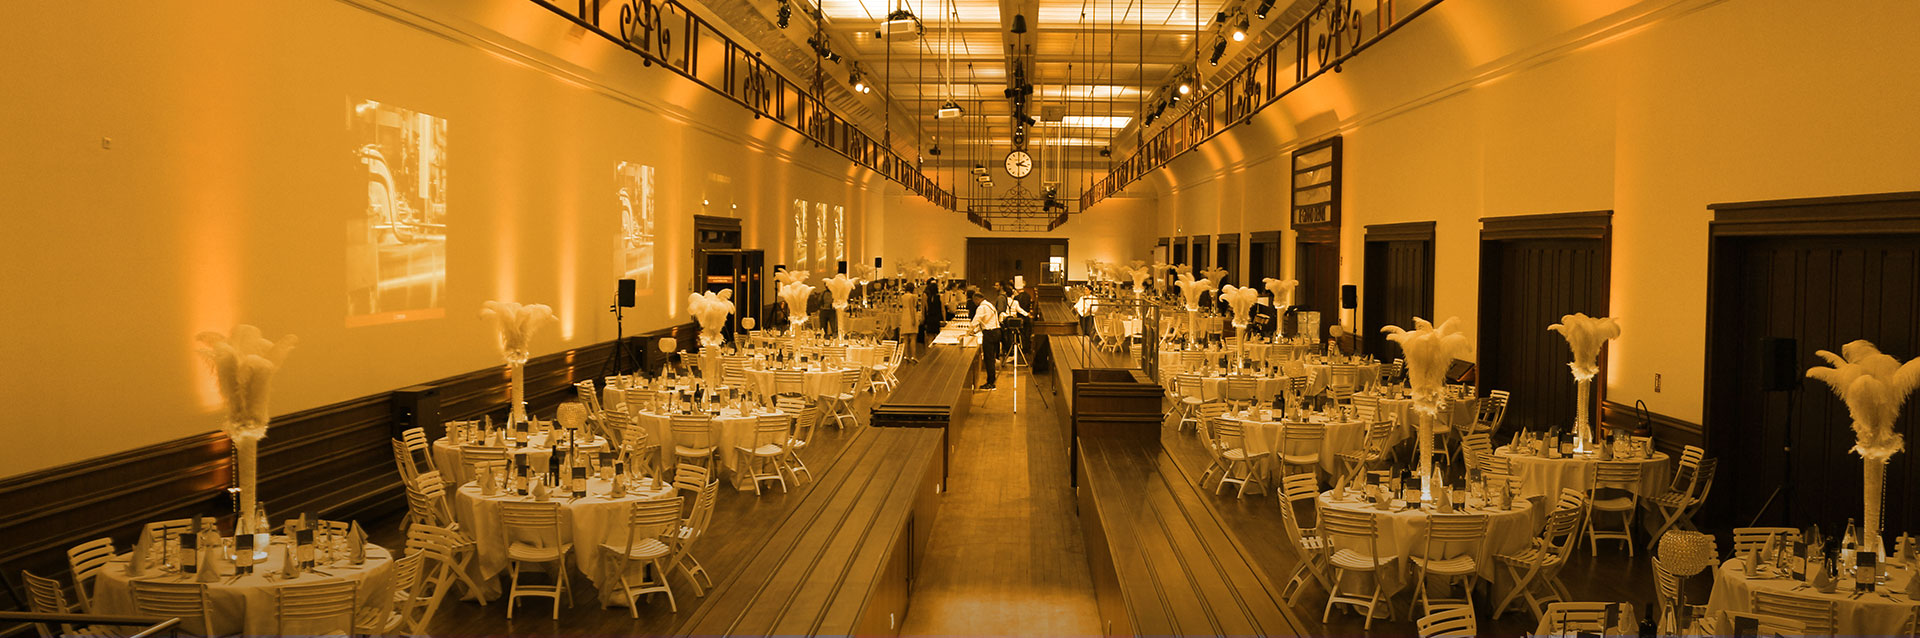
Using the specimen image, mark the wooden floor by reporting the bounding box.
[362,355,1701,636]
[365,389,888,635]
[898,367,1101,635]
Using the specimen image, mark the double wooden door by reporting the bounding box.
[1363,223,1435,356]
[1478,213,1611,435]
[1709,226,1920,530]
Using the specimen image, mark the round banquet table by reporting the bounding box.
[1493,446,1670,502]
[1303,362,1382,395]
[452,476,675,605]
[433,433,608,483]
[1705,556,1919,636]
[1245,341,1313,364]
[1375,394,1479,431]
[1315,490,1538,595]
[1227,413,1385,475]
[632,407,786,485]
[806,343,884,368]
[745,366,852,398]
[92,539,392,636]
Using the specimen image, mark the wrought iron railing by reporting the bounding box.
[1079,0,1443,209]
[529,0,957,210]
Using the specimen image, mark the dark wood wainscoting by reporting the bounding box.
[1477,211,1612,434]
[1363,222,1436,356]
[0,323,693,610]
[1705,192,1920,531]
[1295,225,1341,338]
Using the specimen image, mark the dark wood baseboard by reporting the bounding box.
[0,323,692,613]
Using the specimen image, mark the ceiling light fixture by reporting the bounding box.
[883,8,923,41]
[776,0,791,28]
[936,99,963,119]
[1010,13,1028,34]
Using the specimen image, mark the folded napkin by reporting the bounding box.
[128,529,152,577]
[195,547,220,583]
[347,523,366,565]
[1907,569,1919,598]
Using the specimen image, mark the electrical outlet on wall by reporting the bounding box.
[1653,373,1662,392]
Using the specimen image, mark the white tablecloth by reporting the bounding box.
[632,407,783,478]
[93,540,392,636]
[433,434,608,483]
[1705,557,1919,636]
[1303,362,1381,395]
[1230,414,1382,474]
[744,367,852,398]
[1316,491,1538,595]
[1494,447,1671,501]
[452,477,674,604]
[1376,395,1479,431]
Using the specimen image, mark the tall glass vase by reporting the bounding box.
[1865,457,1887,556]
[1417,409,1435,482]
[509,361,527,424]
[1574,376,1592,454]
[834,303,848,342]
[233,433,259,529]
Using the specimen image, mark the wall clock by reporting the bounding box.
[1004,150,1033,179]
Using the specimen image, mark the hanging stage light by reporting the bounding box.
[1232,14,1248,41]
[776,0,791,28]
[1254,0,1275,19]
[1209,36,1227,65]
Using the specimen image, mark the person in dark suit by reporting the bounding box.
[920,279,943,342]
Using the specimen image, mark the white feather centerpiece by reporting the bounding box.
[1263,278,1298,336]
[1220,285,1262,370]
[778,280,816,348]
[1806,340,1920,555]
[688,289,736,348]
[1128,265,1151,295]
[1200,266,1228,291]
[1548,313,1621,453]
[481,301,556,425]
[825,274,857,340]
[1175,274,1213,343]
[1382,317,1473,481]
[196,325,298,532]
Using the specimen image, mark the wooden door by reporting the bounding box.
[1707,194,1920,530]
[1480,238,1609,434]
[1248,231,1282,287]
[1363,222,1435,356]
[1190,236,1210,271]
[1295,238,1340,337]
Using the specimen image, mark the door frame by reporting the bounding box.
[1705,191,1920,452]
[1363,221,1436,356]
[1477,210,1613,407]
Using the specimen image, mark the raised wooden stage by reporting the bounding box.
[1046,335,1301,635]
[869,344,977,491]
[676,427,943,636]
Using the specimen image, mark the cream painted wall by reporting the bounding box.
[1145,0,1920,423]
[877,191,1159,281]
[0,0,888,477]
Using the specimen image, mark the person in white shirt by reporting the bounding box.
[970,291,1001,389]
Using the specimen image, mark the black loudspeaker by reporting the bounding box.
[618,279,637,307]
[838,260,848,274]
[874,257,883,268]
[1760,337,1800,391]
[1341,284,1357,309]
[391,384,442,440]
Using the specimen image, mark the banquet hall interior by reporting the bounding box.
[5,0,1920,635]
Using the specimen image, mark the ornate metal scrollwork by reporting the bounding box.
[618,0,660,64]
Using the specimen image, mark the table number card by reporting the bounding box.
[1730,614,1758,638]
[571,465,587,498]
[235,534,254,574]
[295,528,315,569]
[1856,552,1877,591]
[179,527,198,575]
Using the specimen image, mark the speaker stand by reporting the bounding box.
[599,295,642,382]
[1748,388,1798,528]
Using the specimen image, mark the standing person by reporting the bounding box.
[921,278,943,342]
[970,290,1001,390]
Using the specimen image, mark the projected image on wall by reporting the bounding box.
[617,162,655,288]
[814,202,829,267]
[792,199,808,273]
[347,99,448,326]
[834,205,846,261]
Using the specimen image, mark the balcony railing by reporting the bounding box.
[1080,0,1443,210]
[530,0,957,210]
